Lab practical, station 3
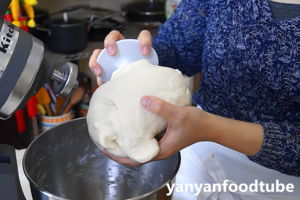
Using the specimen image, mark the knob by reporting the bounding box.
[50,62,78,98]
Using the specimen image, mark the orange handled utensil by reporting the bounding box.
[36,87,52,116]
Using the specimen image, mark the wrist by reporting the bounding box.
[202,112,264,156]
[193,110,220,142]
[202,112,227,142]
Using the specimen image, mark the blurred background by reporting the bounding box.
[0,0,199,150]
[37,0,135,12]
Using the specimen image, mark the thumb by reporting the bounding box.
[141,96,177,121]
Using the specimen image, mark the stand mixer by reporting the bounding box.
[0,0,79,120]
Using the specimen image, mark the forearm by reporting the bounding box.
[196,109,300,176]
[204,112,264,156]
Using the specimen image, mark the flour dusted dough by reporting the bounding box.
[87,59,191,163]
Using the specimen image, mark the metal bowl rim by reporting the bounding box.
[22,117,181,200]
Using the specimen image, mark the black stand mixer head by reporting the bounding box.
[0,0,79,120]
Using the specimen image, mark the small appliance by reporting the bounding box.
[0,0,78,120]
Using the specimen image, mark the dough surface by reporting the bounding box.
[87,59,191,163]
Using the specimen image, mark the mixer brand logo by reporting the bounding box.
[0,23,15,54]
[166,180,295,196]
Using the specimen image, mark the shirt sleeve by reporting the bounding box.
[248,121,300,176]
[152,0,208,76]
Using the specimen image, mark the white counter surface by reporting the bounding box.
[16,149,33,200]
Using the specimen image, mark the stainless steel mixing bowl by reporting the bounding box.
[23,118,180,200]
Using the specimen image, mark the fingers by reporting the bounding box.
[155,131,178,160]
[89,30,151,86]
[103,149,142,167]
[89,49,102,75]
[141,96,178,121]
[96,76,104,86]
[137,30,152,55]
[89,50,104,86]
[89,31,125,86]
[104,30,125,56]
[104,30,152,56]
[140,96,190,160]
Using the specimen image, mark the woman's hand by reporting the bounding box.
[103,96,264,167]
[103,96,210,166]
[89,49,104,86]
[89,30,153,86]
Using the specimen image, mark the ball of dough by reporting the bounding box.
[86,59,191,163]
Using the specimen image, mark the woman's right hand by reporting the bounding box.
[89,30,153,86]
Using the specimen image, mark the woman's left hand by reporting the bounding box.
[103,96,210,166]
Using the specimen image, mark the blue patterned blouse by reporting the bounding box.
[152,0,300,176]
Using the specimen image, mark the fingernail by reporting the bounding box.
[142,46,150,55]
[107,45,116,56]
[93,67,100,76]
[141,97,152,108]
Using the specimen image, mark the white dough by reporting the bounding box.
[86,59,191,163]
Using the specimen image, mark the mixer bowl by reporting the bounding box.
[23,118,180,200]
